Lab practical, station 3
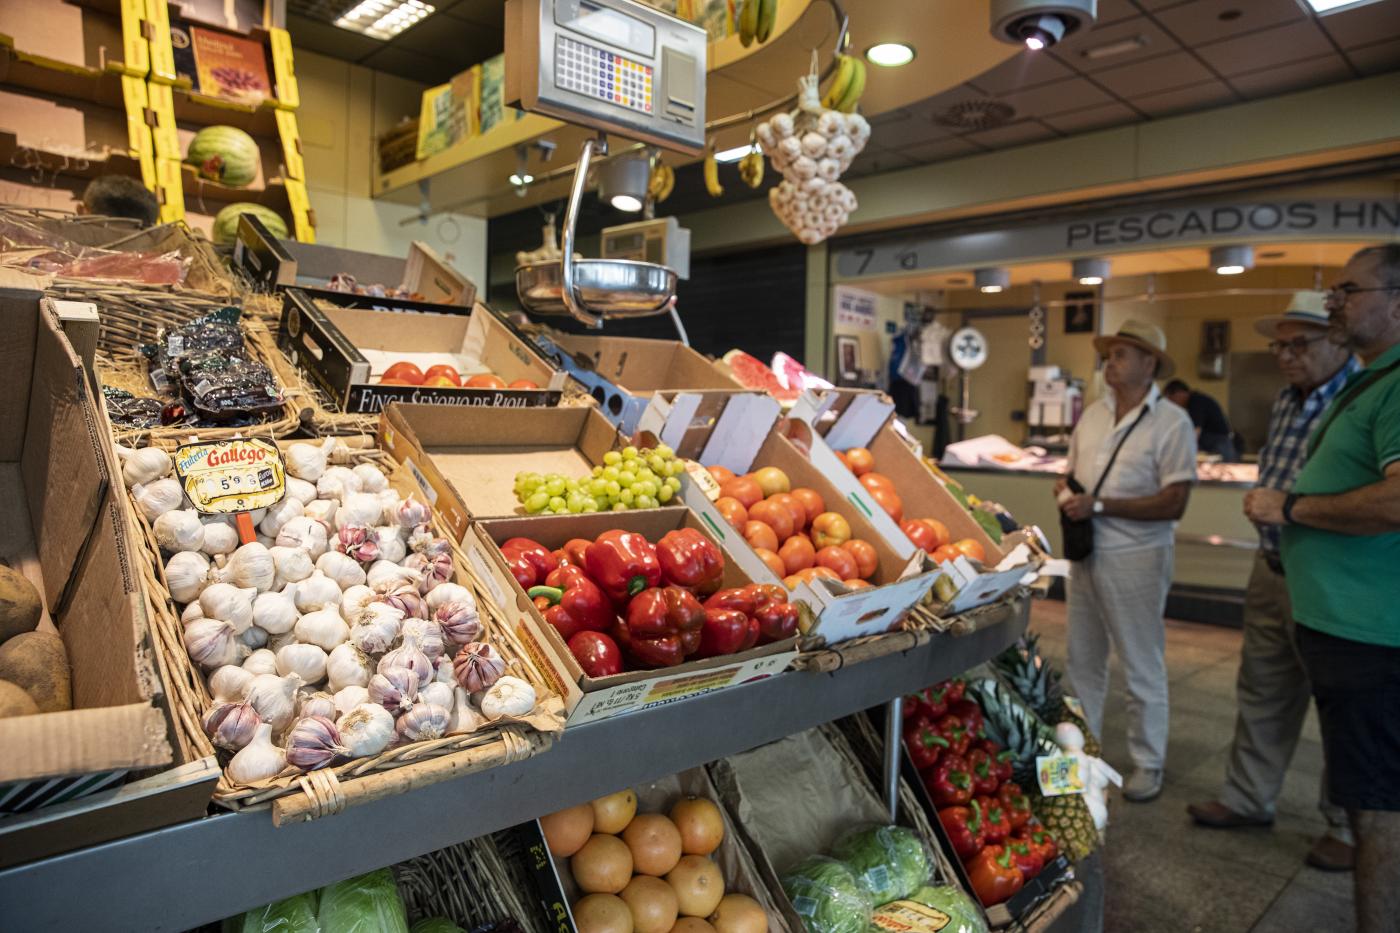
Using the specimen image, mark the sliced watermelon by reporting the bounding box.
[722,349,800,403]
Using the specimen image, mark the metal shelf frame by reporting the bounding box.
[0,603,1026,932]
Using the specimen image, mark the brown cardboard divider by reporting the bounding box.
[552,334,742,395]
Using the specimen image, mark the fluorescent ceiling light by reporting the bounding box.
[1082,35,1147,60]
[1302,0,1383,13]
[866,43,915,67]
[714,144,755,163]
[509,173,533,185]
[335,0,434,39]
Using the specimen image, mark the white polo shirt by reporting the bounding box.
[1067,383,1198,553]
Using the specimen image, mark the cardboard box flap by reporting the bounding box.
[552,334,741,392]
[793,389,897,453]
[0,271,42,462]
[62,514,150,708]
[0,702,171,784]
[637,391,780,462]
[320,304,472,354]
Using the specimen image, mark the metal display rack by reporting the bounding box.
[0,603,1025,932]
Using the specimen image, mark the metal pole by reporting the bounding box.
[883,695,903,822]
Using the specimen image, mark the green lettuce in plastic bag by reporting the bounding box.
[316,869,408,933]
[830,825,932,905]
[223,893,319,933]
[782,855,874,933]
[409,919,465,933]
[869,885,987,933]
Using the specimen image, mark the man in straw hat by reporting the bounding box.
[1055,319,1196,803]
[1188,290,1358,871]
[1245,244,1400,933]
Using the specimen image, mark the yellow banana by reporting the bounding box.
[648,159,672,201]
[738,149,764,188]
[822,54,854,111]
[703,146,724,197]
[837,56,866,113]
[755,0,777,43]
[738,0,758,47]
[657,162,674,201]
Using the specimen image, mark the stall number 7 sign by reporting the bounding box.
[175,438,286,514]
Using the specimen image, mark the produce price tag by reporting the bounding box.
[684,460,722,501]
[1036,752,1087,797]
[175,437,286,514]
[870,900,953,932]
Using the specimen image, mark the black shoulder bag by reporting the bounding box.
[1061,406,1151,561]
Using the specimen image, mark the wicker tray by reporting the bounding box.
[128,438,565,822]
[395,830,550,933]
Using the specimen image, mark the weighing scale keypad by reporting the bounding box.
[555,34,653,115]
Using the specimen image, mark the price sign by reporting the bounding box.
[175,438,286,515]
[1036,752,1087,797]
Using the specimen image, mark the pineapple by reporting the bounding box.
[972,677,1101,862]
[995,632,1102,759]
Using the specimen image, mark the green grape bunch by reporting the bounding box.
[513,444,686,514]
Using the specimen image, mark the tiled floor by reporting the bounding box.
[1028,599,1356,933]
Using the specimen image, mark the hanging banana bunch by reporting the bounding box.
[703,139,724,197]
[738,0,777,47]
[737,129,764,189]
[821,53,867,114]
[648,152,675,203]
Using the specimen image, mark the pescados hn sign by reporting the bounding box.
[834,198,1400,279]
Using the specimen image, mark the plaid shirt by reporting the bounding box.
[1255,357,1361,555]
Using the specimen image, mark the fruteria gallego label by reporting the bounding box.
[175,438,285,514]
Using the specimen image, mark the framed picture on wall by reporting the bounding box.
[1064,290,1096,334]
[836,335,862,383]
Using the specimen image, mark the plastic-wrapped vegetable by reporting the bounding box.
[221,893,319,933]
[868,885,987,933]
[142,307,248,379]
[409,919,466,933]
[316,869,409,933]
[177,351,284,422]
[782,855,873,933]
[830,824,932,905]
[102,386,166,429]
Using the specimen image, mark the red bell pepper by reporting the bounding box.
[966,749,999,797]
[585,531,662,603]
[529,572,613,641]
[903,719,949,772]
[998,783,1033,831]
[935,714,971,757]
[924,753,973,808]
[567,630,623,678]
[1007,840,1043,881]
[974,795,1011,843]
[902,693,927,719]
[919,684,951,721]
[949,698,984,739]
[1013,824,1059,867]
[697,608,750,658]
[937,800,984,860]
[562,538,593,567]
[704,586,757,617]
[745,583,789,609]
[501,537,556,586]
[626,586,705,663]
[505,552,541,590]
[975,740,1014,786]
[656,528,725,596]
[610,619,682,669]
[754,599,799,644]
[966,845,1023,906]
[939,678,966,705]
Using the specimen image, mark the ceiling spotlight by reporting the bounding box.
[335,0,434,39]
[1303,0,1386,13]
[1073,257,1110,285]
[976,267,1010,293]
[991,0,1095,50]
[866,42,916,66]
[714,144,756,163]
[508,173,533,186]
[1211,244,1254,275]
[597,152,650,212]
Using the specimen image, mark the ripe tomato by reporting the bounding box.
[769,492,807,533]
[378,377,413,386]
[424,364,462,385]
[841,538,879,579]
[804,566,840,582]
[859,472,896,494]
[844,447,875,476]
[778,535,816,574]
[714,496,748,531]
[901,519,939,552]
[752,467,791,497]
[953,538,987,563]
[869,486,903,523]
[919,518,952,549]
[508,379,540,389]
[422,374,459,387]
[719,476,763,509]
[790,487,825,521]
[465,373,507,389]
[783,574,802,590]
[749,500,794,540]
[932,544,961,564]
[810,511,852,549]
[815,546,858,580]
[843,578,872,589]
[707,465,736,485]
[753,547,787,578]
[382,361,424,384]
[743,520,780,552]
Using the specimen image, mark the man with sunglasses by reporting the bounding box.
[1188,291,1357,870]
[1244,244,1400,933]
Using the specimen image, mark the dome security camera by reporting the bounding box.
[991,0,1096,50]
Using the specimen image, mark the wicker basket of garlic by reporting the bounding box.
[118,436,565,823]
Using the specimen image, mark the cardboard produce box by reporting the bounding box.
[533,333,746,435]
[377,404,799,726]
[279,288,565,416]
[0,273,212,867]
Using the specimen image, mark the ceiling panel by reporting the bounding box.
[1093,50,1219,96]
[965,48,1076,96]
[845,146,918,178]
[286,13,383,60]
[1314,0,1400,49]
[1131,78,1238,115]
[359,44,457,77]
[1228,53,1355,97]
[861,109,961,149]
[1095,0,1145,26]
[443,0,507,28]
[392,16,501,62]
[992,75,1118,117]
[962,119,1059,148]
[1194,18,1337,75]
[1051,16,1184,73]
[1343,36,1400,73]
[1041,100,1140,132]
[896,137,984,163]
[1152,0,1306,46]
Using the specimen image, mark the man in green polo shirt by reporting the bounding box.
[1244,243,1400,933]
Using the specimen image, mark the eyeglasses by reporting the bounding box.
[1326,284,1397,306]
[1268,334,1330,356]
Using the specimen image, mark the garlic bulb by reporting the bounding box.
[209,664,254,702]
[243,648,278,676]
[378,490,405,524]
[267,631,297,654]
[381,634,433,688]
[397,703,451,742]
[277,516,329,559]
[185,617,244,669]
[434,656,455,685]
[276,642,328,684]
[334,525,380,565]
[366,560,421,594]
[426,583,472,613]
[402,618,447,661]
[326,643,373,693]
[353,464,388,493]
[339,585,376,622]
[252,590,298,635]
[480,675,536,719]
[259,497,303,538]
[202,701,260,751]
[217,543,276,593]
[239,625,269,650]
[244,672,302,732]
[295,608,349,652]
[181,600,205,625]
[201,520,239,557]
[299,691,337,720]
[452,642,505,693]
[116,445,171,488]
[368,666,419,715]
[227,723,286,784]
[132,479,184,522]
[337,492,384,529]
[292,572,341,613]
[301,499,338,529]
[285,715,349,771]
[165,550,211,604]
[378,586,427,620]
[199,583,258,633]
[435,600,482,647]
[371,526,407,564]
[285,438,336,482]
[154,509,204,553]
[404,552,453,594]
[320,465,362,497]
[395,498,432,531]
[447,688,485,735]
[255,533,276,550]
[285,476,317,505]
[418,681,454,711]
[317,472,350,503]
[349,603,403,656]
[337,703,394,757]
[316,551,366,590]
[333,685,370,716]
[269,546,315,591]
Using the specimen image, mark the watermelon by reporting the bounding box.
[722,349,800,403]
[212,203,288,246]
[184,125,260,187]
